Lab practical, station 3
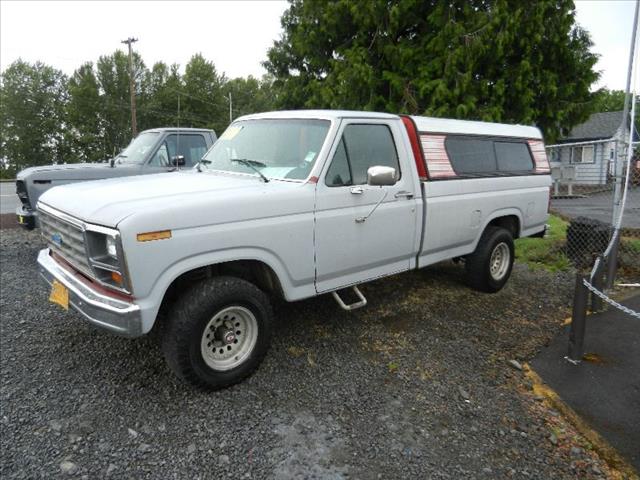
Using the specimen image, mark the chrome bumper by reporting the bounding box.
[37,249,143,337]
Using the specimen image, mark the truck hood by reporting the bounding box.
[38,171,290,227]
[17,162,133,182]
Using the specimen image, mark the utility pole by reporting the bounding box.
[228,92,233,123]
[121,37,139,138]
[606,0,639,288]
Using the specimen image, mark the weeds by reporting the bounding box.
[515,215,571,272]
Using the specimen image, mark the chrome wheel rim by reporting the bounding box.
[200,306,258,371]
[489,242,510,281]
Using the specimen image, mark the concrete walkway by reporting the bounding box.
[531,294,640,472]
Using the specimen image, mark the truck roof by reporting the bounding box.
[143,127,215,134]
[239,110,542,140]
[240,110,398,121]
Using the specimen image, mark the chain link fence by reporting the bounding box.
[545,136,639,320]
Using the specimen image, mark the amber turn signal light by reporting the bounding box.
[136,230,172,242]
[111,271,123,285]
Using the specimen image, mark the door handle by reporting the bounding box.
[350,186,364,195]
[394,191,414,199]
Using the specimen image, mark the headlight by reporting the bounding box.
[84,227,130,294]
[105,236,117,259]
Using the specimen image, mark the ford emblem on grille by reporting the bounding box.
[51,232,63,247]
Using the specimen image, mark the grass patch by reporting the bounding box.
[618,236,640,279]
[515,215,571,272]
[622,237,640,253]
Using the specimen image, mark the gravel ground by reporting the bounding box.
[0,229,616,479]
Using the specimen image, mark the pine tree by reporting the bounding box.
[264,0,599,142]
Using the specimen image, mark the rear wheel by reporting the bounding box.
[465,226,514,293]
[161,276,273,390]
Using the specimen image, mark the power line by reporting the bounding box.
[165,87,223,108]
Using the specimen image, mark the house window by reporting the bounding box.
[571,145,595,164]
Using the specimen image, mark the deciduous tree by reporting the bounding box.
[67,62,104,162]
[0,60,68,169]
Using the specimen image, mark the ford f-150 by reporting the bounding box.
[35,110,551,390]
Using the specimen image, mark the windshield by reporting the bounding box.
[200,119,330,181]
[115,132,160,164]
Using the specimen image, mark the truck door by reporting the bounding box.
[314,120,418,293]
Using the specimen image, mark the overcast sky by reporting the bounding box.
[0,0,637,91]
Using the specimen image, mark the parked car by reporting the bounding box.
[16,127,217,229]
[35,110,551,390]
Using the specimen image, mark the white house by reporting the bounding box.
[548,111,629,186]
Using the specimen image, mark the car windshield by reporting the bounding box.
[199,119,330,181]
[114,132,160,164]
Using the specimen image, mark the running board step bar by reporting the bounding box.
[332,286,367,311]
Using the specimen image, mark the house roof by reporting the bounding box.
[563,111,623,141]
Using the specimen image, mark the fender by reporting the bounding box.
[471,207,523,250]
[134,247,317,334]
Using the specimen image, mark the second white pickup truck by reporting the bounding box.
[36,110,551,389]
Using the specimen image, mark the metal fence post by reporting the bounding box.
[605,237,619,289]
[607,0,639,287]
[567,273,589,364]
[591,257,604,312]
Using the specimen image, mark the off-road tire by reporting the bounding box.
[161,276,273,390]
[465,226,514,293]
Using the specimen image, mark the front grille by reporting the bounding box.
[15,180,31,209]
[39,208,93,278]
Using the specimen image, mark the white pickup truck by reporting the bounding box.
[36,110,551,389]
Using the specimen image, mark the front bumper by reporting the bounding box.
[16,205,37,229]
[37,249,143,337]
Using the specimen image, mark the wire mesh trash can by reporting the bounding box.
[566,217,611,269]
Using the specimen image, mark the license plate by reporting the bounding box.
[49,280,69,310]
[18,215,24,224]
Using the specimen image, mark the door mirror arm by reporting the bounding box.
[356,190,388,223]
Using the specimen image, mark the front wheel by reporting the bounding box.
[161,276,273,390]
[465,226,515,293]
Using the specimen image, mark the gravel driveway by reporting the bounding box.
[0,229,615,479]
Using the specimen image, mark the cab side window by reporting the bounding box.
[180,135,208,165]
[149,134,208,167]
[325,124,399,187]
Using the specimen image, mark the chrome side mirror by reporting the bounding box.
[172,155,186,166]
[367,166,396,186]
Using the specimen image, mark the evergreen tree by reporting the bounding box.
[264,0,600,142]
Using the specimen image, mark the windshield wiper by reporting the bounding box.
[231,158,269,183]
